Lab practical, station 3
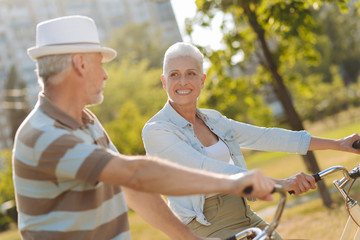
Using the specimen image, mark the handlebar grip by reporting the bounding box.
[243,186,277,195]
[352,140,360,149]
[224,236,236,240]
[312,173,321,182]
[243,186,253,194]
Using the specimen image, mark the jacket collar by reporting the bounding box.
[162,101,209,127]
[39,93,94,130]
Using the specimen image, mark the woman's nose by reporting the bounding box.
[179,75,187,84]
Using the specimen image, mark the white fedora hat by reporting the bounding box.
[27,15,117,62]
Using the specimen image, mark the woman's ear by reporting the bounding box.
[201,74,206,89]
[161,74,167,90]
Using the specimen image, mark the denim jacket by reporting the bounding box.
[142,102,311,225]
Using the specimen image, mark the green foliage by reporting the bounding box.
[0,149,14,203]
[199,69,275,126]
[91,60,167,155]
[0,149,16,231]
[191,0,358,126]
[0,214,11,232]
[109,23,170,69]
[104,101,147,155]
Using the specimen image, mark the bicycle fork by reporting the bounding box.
[334,179,360,240]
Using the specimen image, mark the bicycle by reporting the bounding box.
[225,184,287,240]
[225,140,360,240]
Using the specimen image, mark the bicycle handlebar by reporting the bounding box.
[289,140,360,195]
[225,185,287,240]
[311,164,360,190]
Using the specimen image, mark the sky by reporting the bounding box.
[170,0,224,50]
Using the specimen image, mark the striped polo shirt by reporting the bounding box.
[12,94,130,240]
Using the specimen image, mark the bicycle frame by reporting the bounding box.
[317,165,360,240]
[226,164,360,240]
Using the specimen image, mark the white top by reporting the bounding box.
[205,139,231,163]
[205,139,232,198]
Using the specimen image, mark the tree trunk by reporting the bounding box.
[242,3,332,207]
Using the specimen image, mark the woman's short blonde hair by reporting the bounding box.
[163,42,204,76]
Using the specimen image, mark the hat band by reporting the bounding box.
[40,42,101,47]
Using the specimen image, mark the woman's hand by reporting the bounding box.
[309,133,360,154]
[336,133,360,153]
[275,172,316,195]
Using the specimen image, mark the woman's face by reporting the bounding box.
[162,55,206,108]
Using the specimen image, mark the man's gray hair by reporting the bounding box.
[36,54,73,87]
[163,42,204,76]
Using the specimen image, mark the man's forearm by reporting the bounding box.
[99,155,236,196]
[123,188,203,240]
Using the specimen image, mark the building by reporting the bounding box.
[0,0,182,149]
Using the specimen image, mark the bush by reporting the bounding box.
[0,149,17,232]
[0,213,11,232]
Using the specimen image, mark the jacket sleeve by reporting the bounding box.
[228,119,311,154]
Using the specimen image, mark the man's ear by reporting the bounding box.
[72,54,86,76]
[161,74,167,90]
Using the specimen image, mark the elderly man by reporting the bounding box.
[12,15,275,240]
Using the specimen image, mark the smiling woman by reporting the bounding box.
[141,42,360,239]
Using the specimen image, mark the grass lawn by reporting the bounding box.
[2,107,360,239]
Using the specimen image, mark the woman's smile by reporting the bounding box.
[176,89,192,95]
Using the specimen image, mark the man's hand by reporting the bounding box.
[276,172,316,195]
[231,169,276,201]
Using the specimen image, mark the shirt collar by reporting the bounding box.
[39,93,94,130]
[163,101,208,127]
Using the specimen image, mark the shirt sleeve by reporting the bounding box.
[142,122,246,175]
[228,119,311,154]
[32,130,116,186]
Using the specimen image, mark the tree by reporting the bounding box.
[190,0,352,207]
[90,59,167,155]
[109,22,171,69]
[5,65,30,141]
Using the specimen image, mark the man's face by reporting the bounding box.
[84,53,108,106]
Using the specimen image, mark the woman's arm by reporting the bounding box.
[308,134,360,153]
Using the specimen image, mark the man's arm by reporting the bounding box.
[123,188,219,240]
[98,155,275,200]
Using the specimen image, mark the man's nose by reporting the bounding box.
[103,70,108,81]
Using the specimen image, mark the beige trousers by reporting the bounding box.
[187,194,283,240]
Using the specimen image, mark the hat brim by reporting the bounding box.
[27,45,117,63]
